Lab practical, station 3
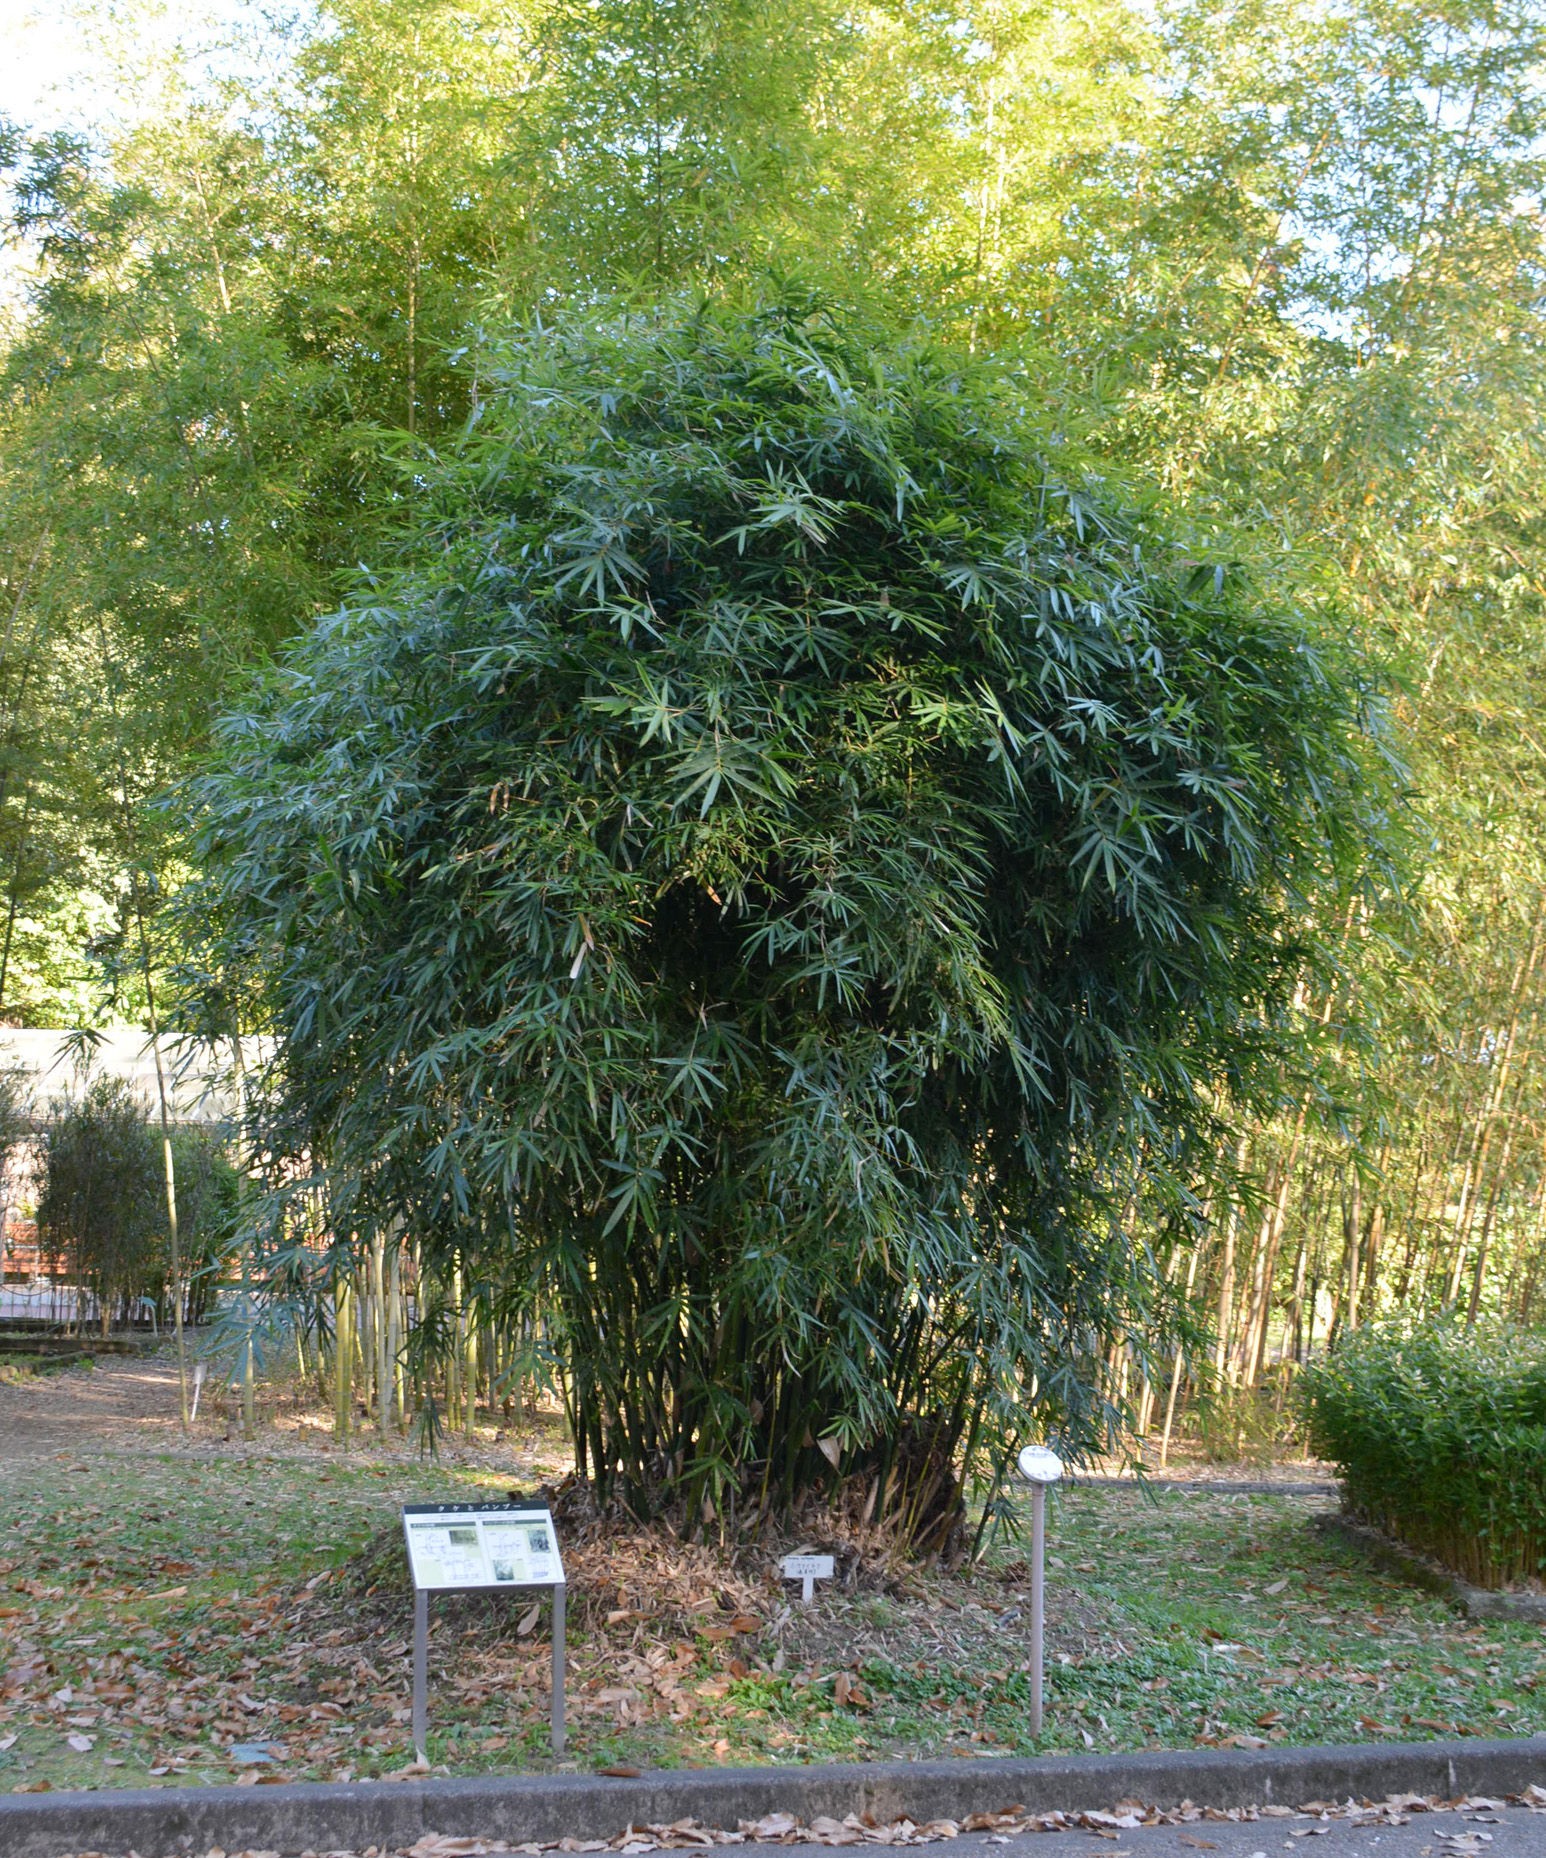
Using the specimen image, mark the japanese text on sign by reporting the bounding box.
[402,1503,565,1591]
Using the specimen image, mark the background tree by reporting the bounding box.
[36,1077,237,1333]
[38,1077,161,1334]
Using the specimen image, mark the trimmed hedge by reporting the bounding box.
[1302,1318,1546,1589]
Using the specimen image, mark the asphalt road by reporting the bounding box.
[770,1802,1541,1858]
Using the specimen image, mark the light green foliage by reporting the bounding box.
[854,0,1546,1366]
[0,114,330,1020]
[185,297,1385,1537]
[1303,1319,1546,1587]
[267,0,535,438]
[507,0,847,293]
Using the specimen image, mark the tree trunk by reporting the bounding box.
[1214,1136,1249,1385]
[1444,907,1543,1304]
[1343,1167,1364,1332]
[1467,1110,1522,1323]
[1160,1237,1204,1468]
[134,896,188,1428]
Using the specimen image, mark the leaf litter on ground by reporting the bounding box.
[8,1422,1546,1791]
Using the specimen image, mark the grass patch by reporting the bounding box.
[2,1450,1545,1796]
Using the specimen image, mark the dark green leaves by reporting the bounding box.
[186,295,1388,1540]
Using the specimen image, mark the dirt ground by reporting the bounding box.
[0,1352,192,1460]
[0,1351,559,1479]
[0,1350,1338,1489]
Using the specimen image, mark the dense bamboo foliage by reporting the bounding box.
[181,300,1385,1534]
[2,0,1545,1501]
[1303,1320,1546,1587]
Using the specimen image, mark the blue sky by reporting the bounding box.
[5,1,148,136]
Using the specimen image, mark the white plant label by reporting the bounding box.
[781,1552,835,1603]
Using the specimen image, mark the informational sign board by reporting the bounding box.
[403,1503,564,1591]
[402,1502,567,1760]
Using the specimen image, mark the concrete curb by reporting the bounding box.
[1316,1515,1546,1621]
[4,1736,1546,1858]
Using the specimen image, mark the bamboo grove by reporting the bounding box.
[1,0,1545,1511]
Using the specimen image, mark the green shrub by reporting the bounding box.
[38,1078,239,1330]
[1302,1318,1546,1588]
[39,1077,162,1331]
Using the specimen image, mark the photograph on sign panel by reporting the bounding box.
[481,1522,534,1583]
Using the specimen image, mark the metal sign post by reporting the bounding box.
[1016,1444,1063,1739]
[403,1501,567,1763]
